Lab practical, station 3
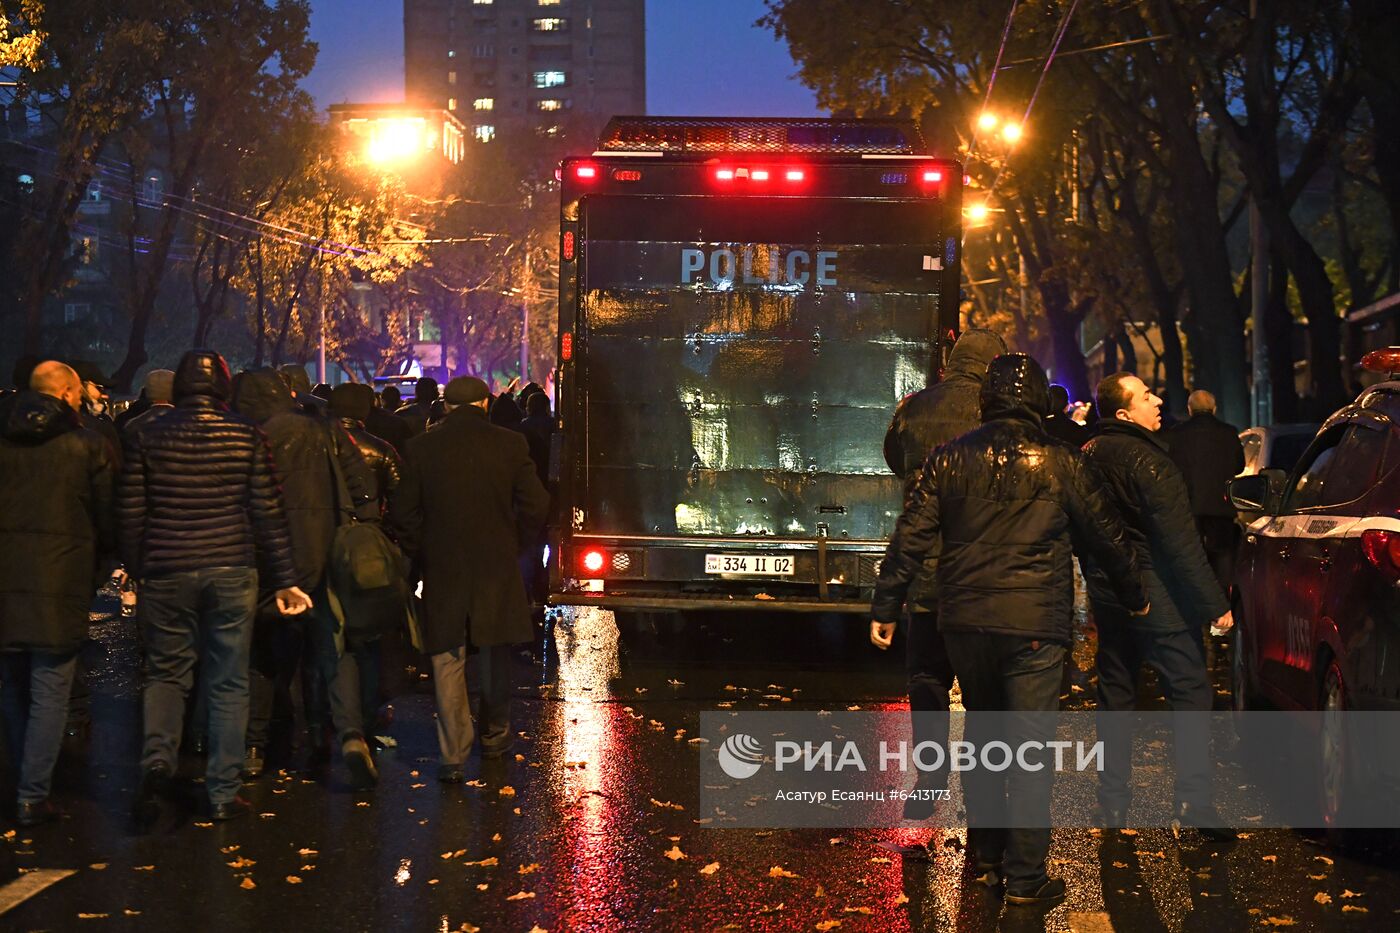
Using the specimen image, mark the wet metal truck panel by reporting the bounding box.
[551,117,961,612]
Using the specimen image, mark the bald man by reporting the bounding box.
[0,360,116,826]
[1166,389,1246,592]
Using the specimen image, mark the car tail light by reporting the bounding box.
[715,168,735,181]
[574,163,599,180]
[922,169,943,183]
[560,331,573,361]
[1361,530,1400,580]
[1361,347,1400,376]
[561,230,575,261]
[612,169,642,182]
[581,549,606,574]
[784,168,805,182]
[750,168,770,181]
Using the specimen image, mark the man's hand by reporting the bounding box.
[1129,601,1151,618]
[1209,609,1234,635]
[870,620,896,650]
[276,587,313,616]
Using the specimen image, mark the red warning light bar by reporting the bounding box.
[574,163,599,180]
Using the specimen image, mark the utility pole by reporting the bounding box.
[520,237,531,383]
[1249,0,1271,428]
[317,201,329,384]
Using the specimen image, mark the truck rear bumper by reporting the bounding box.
[546,592,871,613]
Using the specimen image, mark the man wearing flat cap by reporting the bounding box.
[389,376,550,781]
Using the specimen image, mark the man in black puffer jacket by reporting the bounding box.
[0,362,116,826]
[1082,373,1234,841]
[233,370,381,785]
[874,328,1005,820]
[873,353,1148,907]
[120,351,309,822]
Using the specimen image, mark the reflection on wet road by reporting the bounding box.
[2,600,1397,932]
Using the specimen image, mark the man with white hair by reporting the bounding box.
[1166,389,1245,590]
[0,361,116,826]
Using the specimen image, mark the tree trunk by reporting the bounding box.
[1263,256,1299,424]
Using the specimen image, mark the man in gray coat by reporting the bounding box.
[390,377,549,783]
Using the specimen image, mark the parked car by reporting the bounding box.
[1238,423,1322,476]
[1229,348,1400,830]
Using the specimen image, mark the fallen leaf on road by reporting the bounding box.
[465,780,486,788]
[815,921,842,932]
[1314,855,1334,865]
[506,890,536,901]
[354,802,369,808]
[894,892,909,905]
[1119,828,1139,837]
[298,848,318,857]
[699,862,720,876]
[1262,855,1278,863]
[476,883,488,891]
[90,863,108,870]
[668,679,685,686]
[815,885,826,898]
[1309,874,1327,880]
[463,857,498,868]
[689,737,710,744]
[492,833,502,842]
[77,913,110,920]
[663,846,687,861]
[1314,892,1332,905]
[651,798,685,811]
[843,906,873,914]
[1260,918,1295,927]
[829,837,844,846]
[133,865,155,871]
[499,786,517,797]
[221,845,240,854]
[528,927,548,933]
[1112,861,1128,869]
[240,878,256,890]
[458,925,479,933]
[869,856,891,864]
[1341,905,1369,913]
[518,863,541,875]
[123,910,141,916]
[1340,889,1363,898]
[768,866,799,878]
[193,822,213,828]
[286,876,302,885]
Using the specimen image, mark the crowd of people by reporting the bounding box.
[873,332,1247,908]
[0,333,1249,908]
[0,352,551,827]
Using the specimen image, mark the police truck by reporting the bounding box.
[548,117,962,613]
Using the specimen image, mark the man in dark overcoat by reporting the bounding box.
[390,376,550,782]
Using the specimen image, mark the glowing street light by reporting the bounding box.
[1001,121,1024,144]
[364,117,429,165]
[966,203,991,223]
[977,112,999,132]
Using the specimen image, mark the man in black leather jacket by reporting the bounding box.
[330,384,403,509]
[872,353,1149,906]
[1082,373,1234,841]
[874,328,1005,820]
[119,351,309,822]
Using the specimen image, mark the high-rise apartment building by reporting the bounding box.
[403,0,646,147]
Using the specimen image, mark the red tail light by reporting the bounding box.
[784,168,805,182]
[1361,529,1400,580]
[750,168,770,181]
[922,170,943,183]
[715,168,735,181]
[560,331,573,361]
[612,169,642,182]
[581,549,606,574]
[561,229,575,261]
[574,163,598,180]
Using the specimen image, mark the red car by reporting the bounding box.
[1229,348,1400,828]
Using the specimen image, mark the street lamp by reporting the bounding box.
[1000,121,1023,144]
[977,112,999,132]
[364,118,428,166]
[966,203,991,223]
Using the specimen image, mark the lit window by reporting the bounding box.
[85,180,102,201]
[533,17,568,31]
[473,0,493,4]
[473,97,494,111]
[533,70,566,88]
[473,124,496,142]
[536,98,563,112]
[448,97,458,111]
[447,70,457,85]
[537,0,561,5]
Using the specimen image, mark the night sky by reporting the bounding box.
[304,0,822,117]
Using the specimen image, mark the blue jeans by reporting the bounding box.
[140,568,258,806]
[943,632,1067,891]
[1,650,79,804]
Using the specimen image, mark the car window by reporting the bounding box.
[1283,426,1345,511]
[1240,433,1261,473]
[1316,422,1388,506]
[1269,432,1316,473]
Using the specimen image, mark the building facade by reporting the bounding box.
[403,0,645,147]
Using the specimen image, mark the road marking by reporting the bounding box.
[0,869,78,916]
[1068,913,1116,933]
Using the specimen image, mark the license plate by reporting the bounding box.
[704,553,795,576]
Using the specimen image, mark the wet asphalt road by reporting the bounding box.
[2,597,1399,933]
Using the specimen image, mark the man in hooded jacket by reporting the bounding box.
[234,369,380,785]
[874,328,1006,819]
[873,353,1149,906]
[0,362,116,826]
[119,351,309,821]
